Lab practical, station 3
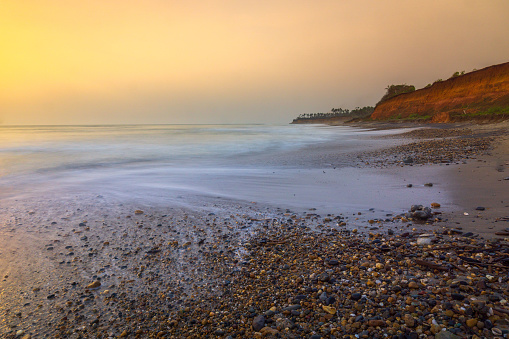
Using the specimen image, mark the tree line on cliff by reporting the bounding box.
[295,106,374,120]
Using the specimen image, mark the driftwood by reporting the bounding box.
[449,263,467,272]
[493,307,509,315]
[414,259,448,271]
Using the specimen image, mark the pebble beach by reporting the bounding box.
[1,122,509,339]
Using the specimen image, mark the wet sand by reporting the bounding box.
[1,121,509,338]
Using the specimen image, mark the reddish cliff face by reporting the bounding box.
[371,62,509,122]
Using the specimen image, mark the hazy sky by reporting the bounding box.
[1,1,509,125]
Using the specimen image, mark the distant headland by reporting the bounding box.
[292,61,509,124]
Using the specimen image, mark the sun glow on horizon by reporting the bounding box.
[1,0,509,125]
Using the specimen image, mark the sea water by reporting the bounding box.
[0,124,445,215]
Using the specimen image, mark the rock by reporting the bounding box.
[134,210,144,215]
[430,324,442,334]
[408,281,419,289]
[322,305,336,315]
[412,210,432,220]
[87,281,101,289]
[451,293,465,301]
[351,293,362,301]
[466,318,477,328]
[317,273,330,282]
[368,319,386,327]
[404,314,415,327]
[475,206,485,211]
[417,234,433,245]
[252,315,265,331]
[435,331,462,339]
[260,327,279,336]
[403,157,414,164]
[407,184,413,187]
[275,317,293,331]
[431,202,441,208]
[424,183,433,187]
[327,259,339,266]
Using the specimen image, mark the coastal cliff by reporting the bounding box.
[371,62,509,122]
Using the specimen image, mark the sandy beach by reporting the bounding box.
[0,122,508,338]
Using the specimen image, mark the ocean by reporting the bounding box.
[0,124,443,215]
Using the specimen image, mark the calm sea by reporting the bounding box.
[0,124,439,214]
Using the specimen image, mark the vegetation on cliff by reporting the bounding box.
[377,84,416,104]
[292,106,374,123]
[291,61,509,124]
[371,61,509,122]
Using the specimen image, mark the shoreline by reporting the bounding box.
[1,121,509,338]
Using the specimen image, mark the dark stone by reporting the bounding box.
[424,183,433,187]
[407,184,413,188]
[264,310,275,317]
[443,302,453,310]
[475,206,485,211]
[252,315,265,331]
[318,273,330,282]
[403,157,414,164]
[283,305,301,311]
[351,293,362,301]
[489,294,501,302]
[327,259,339,266]
[451,293,465,301]
[325,296,336,305]
[463,232,474,237]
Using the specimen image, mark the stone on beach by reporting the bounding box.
[86,281,101,289]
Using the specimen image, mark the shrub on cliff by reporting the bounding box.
[378,84,415,104]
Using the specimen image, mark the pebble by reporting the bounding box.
[252,315,265,332]
[86,281,101,289]
[321,305,336,314]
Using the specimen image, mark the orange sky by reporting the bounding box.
[1,0,509,124]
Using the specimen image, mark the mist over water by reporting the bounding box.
[0,124,340,197]
[0,124,443,215]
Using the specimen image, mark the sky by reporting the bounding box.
[1,1,509,125]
